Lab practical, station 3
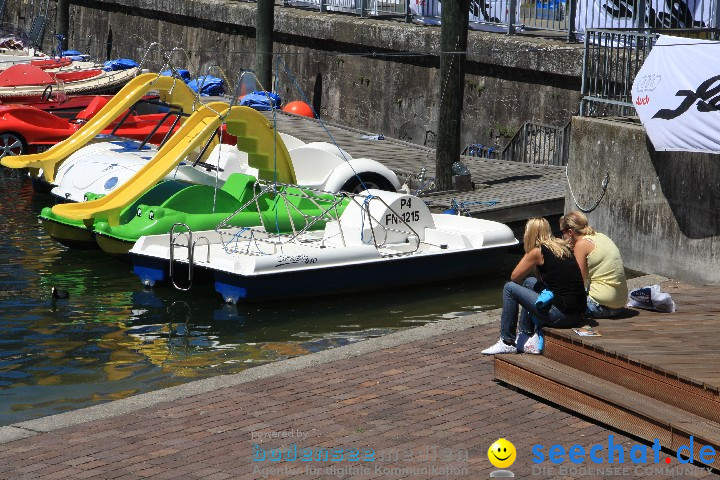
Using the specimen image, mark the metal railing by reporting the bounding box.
[520,0,573,33]
[580,28,720,117]
[501,121,570,165]
[284,0,719,37]
[464,121,570,165]
[284,0,409,18]
[580,29,656,116]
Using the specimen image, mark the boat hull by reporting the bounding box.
[133,253,214,288]
[213,247,509,303]
[39,216,97,249]
[95,233,134,256]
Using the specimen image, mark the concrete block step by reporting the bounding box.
[494,354,720,470]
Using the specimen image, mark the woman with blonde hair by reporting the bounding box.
[482,217,586,354]
[560,211,628,318]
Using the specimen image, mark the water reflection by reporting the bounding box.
[0,170,517,425]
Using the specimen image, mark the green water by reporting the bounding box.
[0,169,518,425]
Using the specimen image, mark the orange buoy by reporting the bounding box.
[282,101,315,118]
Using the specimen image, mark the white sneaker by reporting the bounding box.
[521,334,542,354]
[516,332,531,352]
[481,339,517,355]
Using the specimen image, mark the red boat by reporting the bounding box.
[0,62,138,102]
[1,93,116,118]
[0,96,182,159]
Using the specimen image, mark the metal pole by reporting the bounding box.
[358,0,367,17]
[436,0,470,191]
[634,0,646,29]
[507,0,517,35]
[256,0,275,91]
[56,0,70,51]
[566,0,577,42]
[579,32,589,115]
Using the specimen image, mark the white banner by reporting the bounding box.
[632,35,720,153]
[575,0,713,38]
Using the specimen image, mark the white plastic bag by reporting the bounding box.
[627,284,676,313]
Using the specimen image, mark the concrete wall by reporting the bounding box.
[3,0,583,154]
[565,116,720,285]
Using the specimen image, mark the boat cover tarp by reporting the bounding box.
[187,75,224,96]
[160,69,192,82]
[239,91,281,111]
[62,50,90,61]
[103,58,138,71]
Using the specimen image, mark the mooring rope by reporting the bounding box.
[565,163,609,213]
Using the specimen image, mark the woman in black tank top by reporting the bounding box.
[482,217,586,355]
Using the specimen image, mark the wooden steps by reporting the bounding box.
[495,355,720,469]
[494,322,720,470]
[542,329,720,423]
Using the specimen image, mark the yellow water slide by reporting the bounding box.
[0,73,199,182]
[51,104,297,226]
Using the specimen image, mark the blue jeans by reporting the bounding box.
[500,277,581,345]
[586,296,624,319]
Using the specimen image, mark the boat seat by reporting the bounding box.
[323,191,434,247]
[10,108,69,129]
[121,180,189,224]
[220,173,256,204]
[76,96,111,122]
[278,132,305,150]
[162,184,242,214]
[289,143,351,187]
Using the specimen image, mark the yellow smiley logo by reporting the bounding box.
[488,438,516,469]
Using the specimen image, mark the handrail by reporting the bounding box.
[169,223,194,291]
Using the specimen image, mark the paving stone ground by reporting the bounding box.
[0,317,716,480]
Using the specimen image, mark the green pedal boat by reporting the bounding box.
[41,173,349,255]
[40,103,397,253]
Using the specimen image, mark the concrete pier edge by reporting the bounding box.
[0,274,669,445]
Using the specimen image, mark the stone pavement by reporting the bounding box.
[0,277,716,479]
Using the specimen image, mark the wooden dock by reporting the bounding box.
[266,111,567,224]
[495,280,720,470]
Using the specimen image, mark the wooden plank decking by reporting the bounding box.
[495,279,720,468]
[550,281,720,393]
[265,111,567,223]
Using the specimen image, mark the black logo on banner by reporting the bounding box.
[652,74,720,120]
[437,0,503,23]
[470,0,502,23]
[600,0,706,28]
